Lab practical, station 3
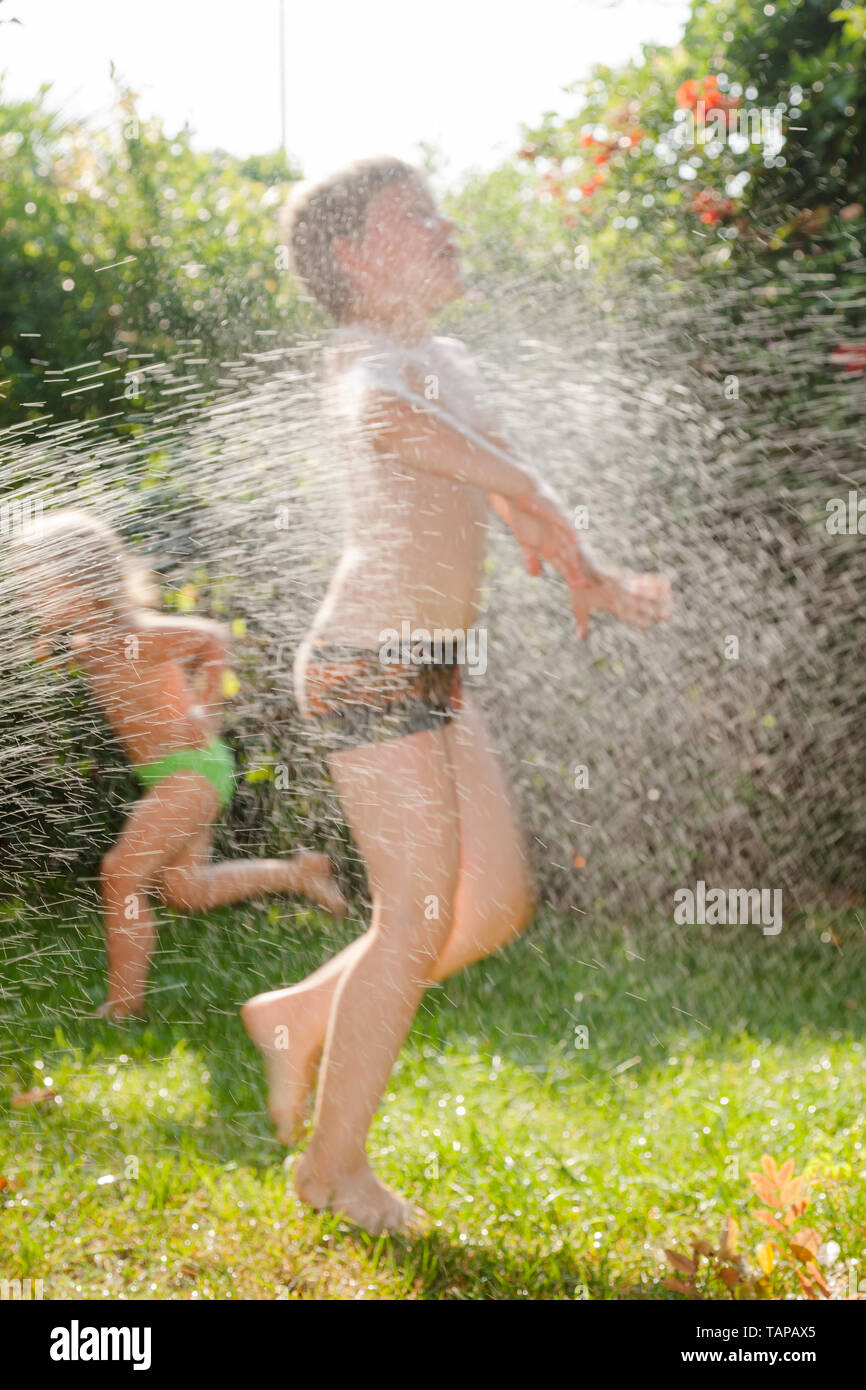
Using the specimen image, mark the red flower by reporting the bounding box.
[580,133,596,148]
[691,187,734,225]
[677,74,741,123]
[676,79,699,109]
[830,341,866,373]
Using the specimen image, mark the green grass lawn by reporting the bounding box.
[1,892,864,1300]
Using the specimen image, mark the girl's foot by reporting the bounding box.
[241,987,323,1146]
[290,852,347,919]
[94,999,146,1021]
[294,1149,427,1236]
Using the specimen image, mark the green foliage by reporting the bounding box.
[1,906,864,1297]
[504,0,866,279]
[0,77,309,428]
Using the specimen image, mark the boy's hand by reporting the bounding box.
[513,490,606,583]
[503,492,601,587]
[595,571,673,630]
[493,490,672,639]
[563,572,672,641]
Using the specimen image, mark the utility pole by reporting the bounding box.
[279,0,286,154]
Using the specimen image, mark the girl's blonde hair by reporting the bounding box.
[9,509,159,617]
[279,155,419,322]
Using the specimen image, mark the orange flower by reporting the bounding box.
[676,78,699,109]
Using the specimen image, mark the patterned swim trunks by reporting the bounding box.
[296,639,463,751]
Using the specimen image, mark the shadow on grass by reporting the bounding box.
[3,892,865,1178]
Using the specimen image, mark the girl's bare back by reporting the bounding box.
[70,613,224,765]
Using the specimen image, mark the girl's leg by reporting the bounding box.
[293,726,460,1233]
[243,695,536,1147]
[160,834,345,918]
[99,772,220,1017]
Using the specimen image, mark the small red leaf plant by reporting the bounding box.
[661,1155,857,1299]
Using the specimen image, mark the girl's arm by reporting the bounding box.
[140,613,231,727]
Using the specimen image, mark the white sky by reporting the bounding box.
[2,0,692,186]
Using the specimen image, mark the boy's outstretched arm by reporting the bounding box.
[364,390,541,497]
[364,391,599,586]
[498,486,673,638]
[364,386,672,639]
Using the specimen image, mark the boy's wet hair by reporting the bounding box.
[9,508,159,616]
[279,155,419,321]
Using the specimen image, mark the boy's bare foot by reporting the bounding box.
[294,1149,427,1236]
[290,852,347,919]
[241,988,322,1146]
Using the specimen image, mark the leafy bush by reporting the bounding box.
[0,77,312,430]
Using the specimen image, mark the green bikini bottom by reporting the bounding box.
[132,737,236,809]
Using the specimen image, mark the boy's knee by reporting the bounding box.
[516,871,539,931]
[375,885,454,947]
[101,847,126,881]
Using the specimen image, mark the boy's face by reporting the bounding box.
[339,176,463,320]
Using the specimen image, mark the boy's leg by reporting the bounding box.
[242,694,536,1143]
[99,772,219,1017]
[160,832,345,918]
[432,691,538,977]
[293,726,459,1233]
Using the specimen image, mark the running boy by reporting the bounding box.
[242,157,672,1233]
[10,510,345,1018]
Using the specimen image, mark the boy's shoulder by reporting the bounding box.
[431,333,469,353]
[326,325,402,385]
[431,334,475,365]
[431,334,484,378]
